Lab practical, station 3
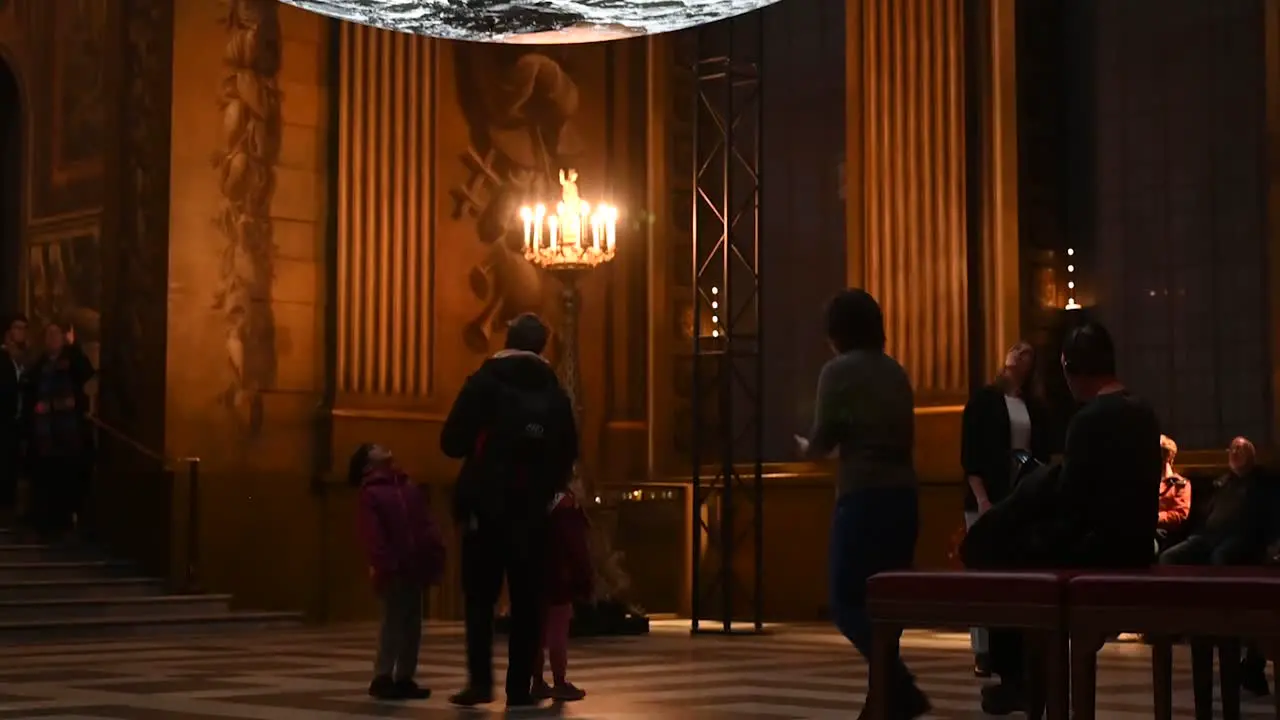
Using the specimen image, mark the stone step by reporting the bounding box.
[0,577,167,602]
[0,594,232,622]
[0,560,133,582]
[0,611,304,644]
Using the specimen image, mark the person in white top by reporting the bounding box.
[958,341,1052,677]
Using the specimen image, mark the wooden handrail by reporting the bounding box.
[85,414,198,469]
[84,413,203,592]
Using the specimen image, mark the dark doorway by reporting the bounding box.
[0,59,19,313]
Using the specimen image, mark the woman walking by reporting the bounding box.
[796,289,929,720]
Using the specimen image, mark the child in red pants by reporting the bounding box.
[533,482,593,701]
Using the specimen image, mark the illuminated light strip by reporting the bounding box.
[1065,247,1081,310]
[710,286,721,338]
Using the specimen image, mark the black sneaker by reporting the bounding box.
[394,678,431,700]
[505,693,541,708]
[980,682,1026,716]
[368,675,398,700]
[900,682,932,719]
[449,687,495,706]
[1241,662,1272,697]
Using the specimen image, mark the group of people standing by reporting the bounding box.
[0,312,97,543]
[958,323,1280,711]
[351,313,593,707]
[797,289,1176,719]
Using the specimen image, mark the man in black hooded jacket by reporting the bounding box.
[440,312,578,708]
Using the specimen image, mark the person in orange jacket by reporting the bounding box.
[1156,435,1192,540]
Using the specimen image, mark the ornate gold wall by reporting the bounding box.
[324,25,651,619]
[3,0,1028,624]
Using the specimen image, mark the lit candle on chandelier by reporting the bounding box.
[605,207,617,252]
[547,214,559,251]
[590,212,602,251]
[520,207,534,251]
[534,204,546,248]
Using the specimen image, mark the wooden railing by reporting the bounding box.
[85,415,203,592]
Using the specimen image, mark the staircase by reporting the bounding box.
[0,528,302,642]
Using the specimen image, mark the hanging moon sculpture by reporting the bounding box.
[280,0,783,43]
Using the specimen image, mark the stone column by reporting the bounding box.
[334,23,437,402]
[846,0,1019,404]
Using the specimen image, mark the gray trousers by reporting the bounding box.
[375,579,423,680]
[963,511,989,654]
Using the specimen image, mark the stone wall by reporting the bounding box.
[164,0,331,615]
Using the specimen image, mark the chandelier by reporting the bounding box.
[520,169,618,270]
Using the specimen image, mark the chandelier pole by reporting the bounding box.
[552,268,587,495]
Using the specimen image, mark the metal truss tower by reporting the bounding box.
[686,9,765,635]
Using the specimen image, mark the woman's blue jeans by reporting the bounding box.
[829,486,920,682]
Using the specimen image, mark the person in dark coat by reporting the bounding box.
[440,312,578,709]
[352,443,446,701]
[0,312,28,526]
[959,340,1052,675]
[24,321,95,543]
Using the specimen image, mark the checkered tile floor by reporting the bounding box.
[0,621,1273,718]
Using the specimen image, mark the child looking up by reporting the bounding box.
[352,443,446,701]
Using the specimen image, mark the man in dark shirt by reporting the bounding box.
[979,321,1162,714]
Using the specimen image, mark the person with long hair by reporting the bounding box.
[795,289,930,720]
[959,341,1052,676]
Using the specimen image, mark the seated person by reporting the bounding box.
[1159,437,1272,567]
[1155,434,1191,550]
[962,322,1161,714]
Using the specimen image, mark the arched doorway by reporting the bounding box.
[0,59,19,313]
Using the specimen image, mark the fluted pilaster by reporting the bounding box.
[848,0,968,399]
[335,23,435,398]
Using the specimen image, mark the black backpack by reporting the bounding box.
[466,383,564,521]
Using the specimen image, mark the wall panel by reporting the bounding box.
[335,23,435,399]
[849,0,969,400]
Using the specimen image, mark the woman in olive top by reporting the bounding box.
[796,289,929,720]
[959,341,1051,676]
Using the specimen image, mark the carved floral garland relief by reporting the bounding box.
[212,0,281,435]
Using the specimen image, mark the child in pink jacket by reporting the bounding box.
[352,443,446,701]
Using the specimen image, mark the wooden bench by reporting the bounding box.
[1067,568,1280,720]
[867,570,1070,720]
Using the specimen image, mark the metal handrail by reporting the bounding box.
[84,414,203,593]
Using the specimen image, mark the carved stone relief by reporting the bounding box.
[212,0,281,435]
[450,46,585,353]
